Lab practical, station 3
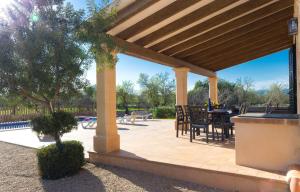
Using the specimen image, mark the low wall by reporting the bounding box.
[232,115,300,172]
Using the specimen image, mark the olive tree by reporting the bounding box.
[0,0,90,113]
[0,0,91,147]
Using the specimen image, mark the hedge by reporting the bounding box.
[152,106,175,119]
[37,140,84,179]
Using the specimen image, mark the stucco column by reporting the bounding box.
[209,76,218,104]
[173,67,190,105]
[295,0,300,114]
[94,66,120,153]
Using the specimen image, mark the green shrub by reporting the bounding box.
[152,106,175,119]
[32,112,77,145]
[37,140,84,180]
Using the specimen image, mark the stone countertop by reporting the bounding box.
[231,113,300,125]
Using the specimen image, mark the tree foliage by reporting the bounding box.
[138,72,175,107]
[266,83,289,107]
[117,80,135,114]
[188,78,289,108]
[0,0,89,112]
[77,0,119,69]
[32,111,77,145]
[188,80,209,106]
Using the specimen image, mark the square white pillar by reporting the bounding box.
[173,67,190,105]
[209,76,218,104]
[94,66,120,153]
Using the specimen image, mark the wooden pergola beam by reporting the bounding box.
[204,39,292,71]
[116,0,200,40]
[107,0,159,31]
[134,0,238,47]
[149,0,292,52]
[166,8,293,58]
[189,25,288,64]
[107,0,294,73]
[212,44,291,71]
[195,31,289,67]
[113,37,216,77]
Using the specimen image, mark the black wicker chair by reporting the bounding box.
[188,106,209,143]
[175,105,185,137]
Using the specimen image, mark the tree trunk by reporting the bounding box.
[12,106,16,115]
[54,133,63,151]
[125,104,129,115]
[47,101,54,114]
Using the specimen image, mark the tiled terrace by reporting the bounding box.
[0,119,287,191]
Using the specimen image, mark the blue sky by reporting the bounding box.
[68,0,289,90]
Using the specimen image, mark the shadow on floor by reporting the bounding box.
[41,168,106,192]
[178,134,235,150]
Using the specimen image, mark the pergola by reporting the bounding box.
[93,0,299,153]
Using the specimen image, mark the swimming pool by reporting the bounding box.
[0,121,31,130]
[0,116,96,130]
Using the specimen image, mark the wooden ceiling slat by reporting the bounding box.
[134,0,238,47]
[109,0,295,74]
[149,0,293,52]
[198,33,290,65]
[211,42,292,71]
[199,36,292,70]
[108,0,160,31]
[116,0,200,40]
[187,25,288,63]
[165,9,293,58]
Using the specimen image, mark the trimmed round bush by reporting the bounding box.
[152,106,175,119]
[32,112,77,142]
[37,140,85,179]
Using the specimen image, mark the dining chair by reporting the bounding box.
[265,102,273,114]
[211,112,225,141]
[239,103,248,114]
[175,105,185,137]
[183,105,190,134]
[188,105,209,143]
[212,112,234,141]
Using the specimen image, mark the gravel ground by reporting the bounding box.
[0,142,224,192]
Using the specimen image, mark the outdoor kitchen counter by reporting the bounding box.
[232,113,300,125]
[231,114,300,172]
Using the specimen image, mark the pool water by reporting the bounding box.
[0,116,96,130]
[0,121,31,130]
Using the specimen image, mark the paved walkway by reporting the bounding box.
[0,141,224,192]
[0,119,285,182]
[0,119,172,157]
